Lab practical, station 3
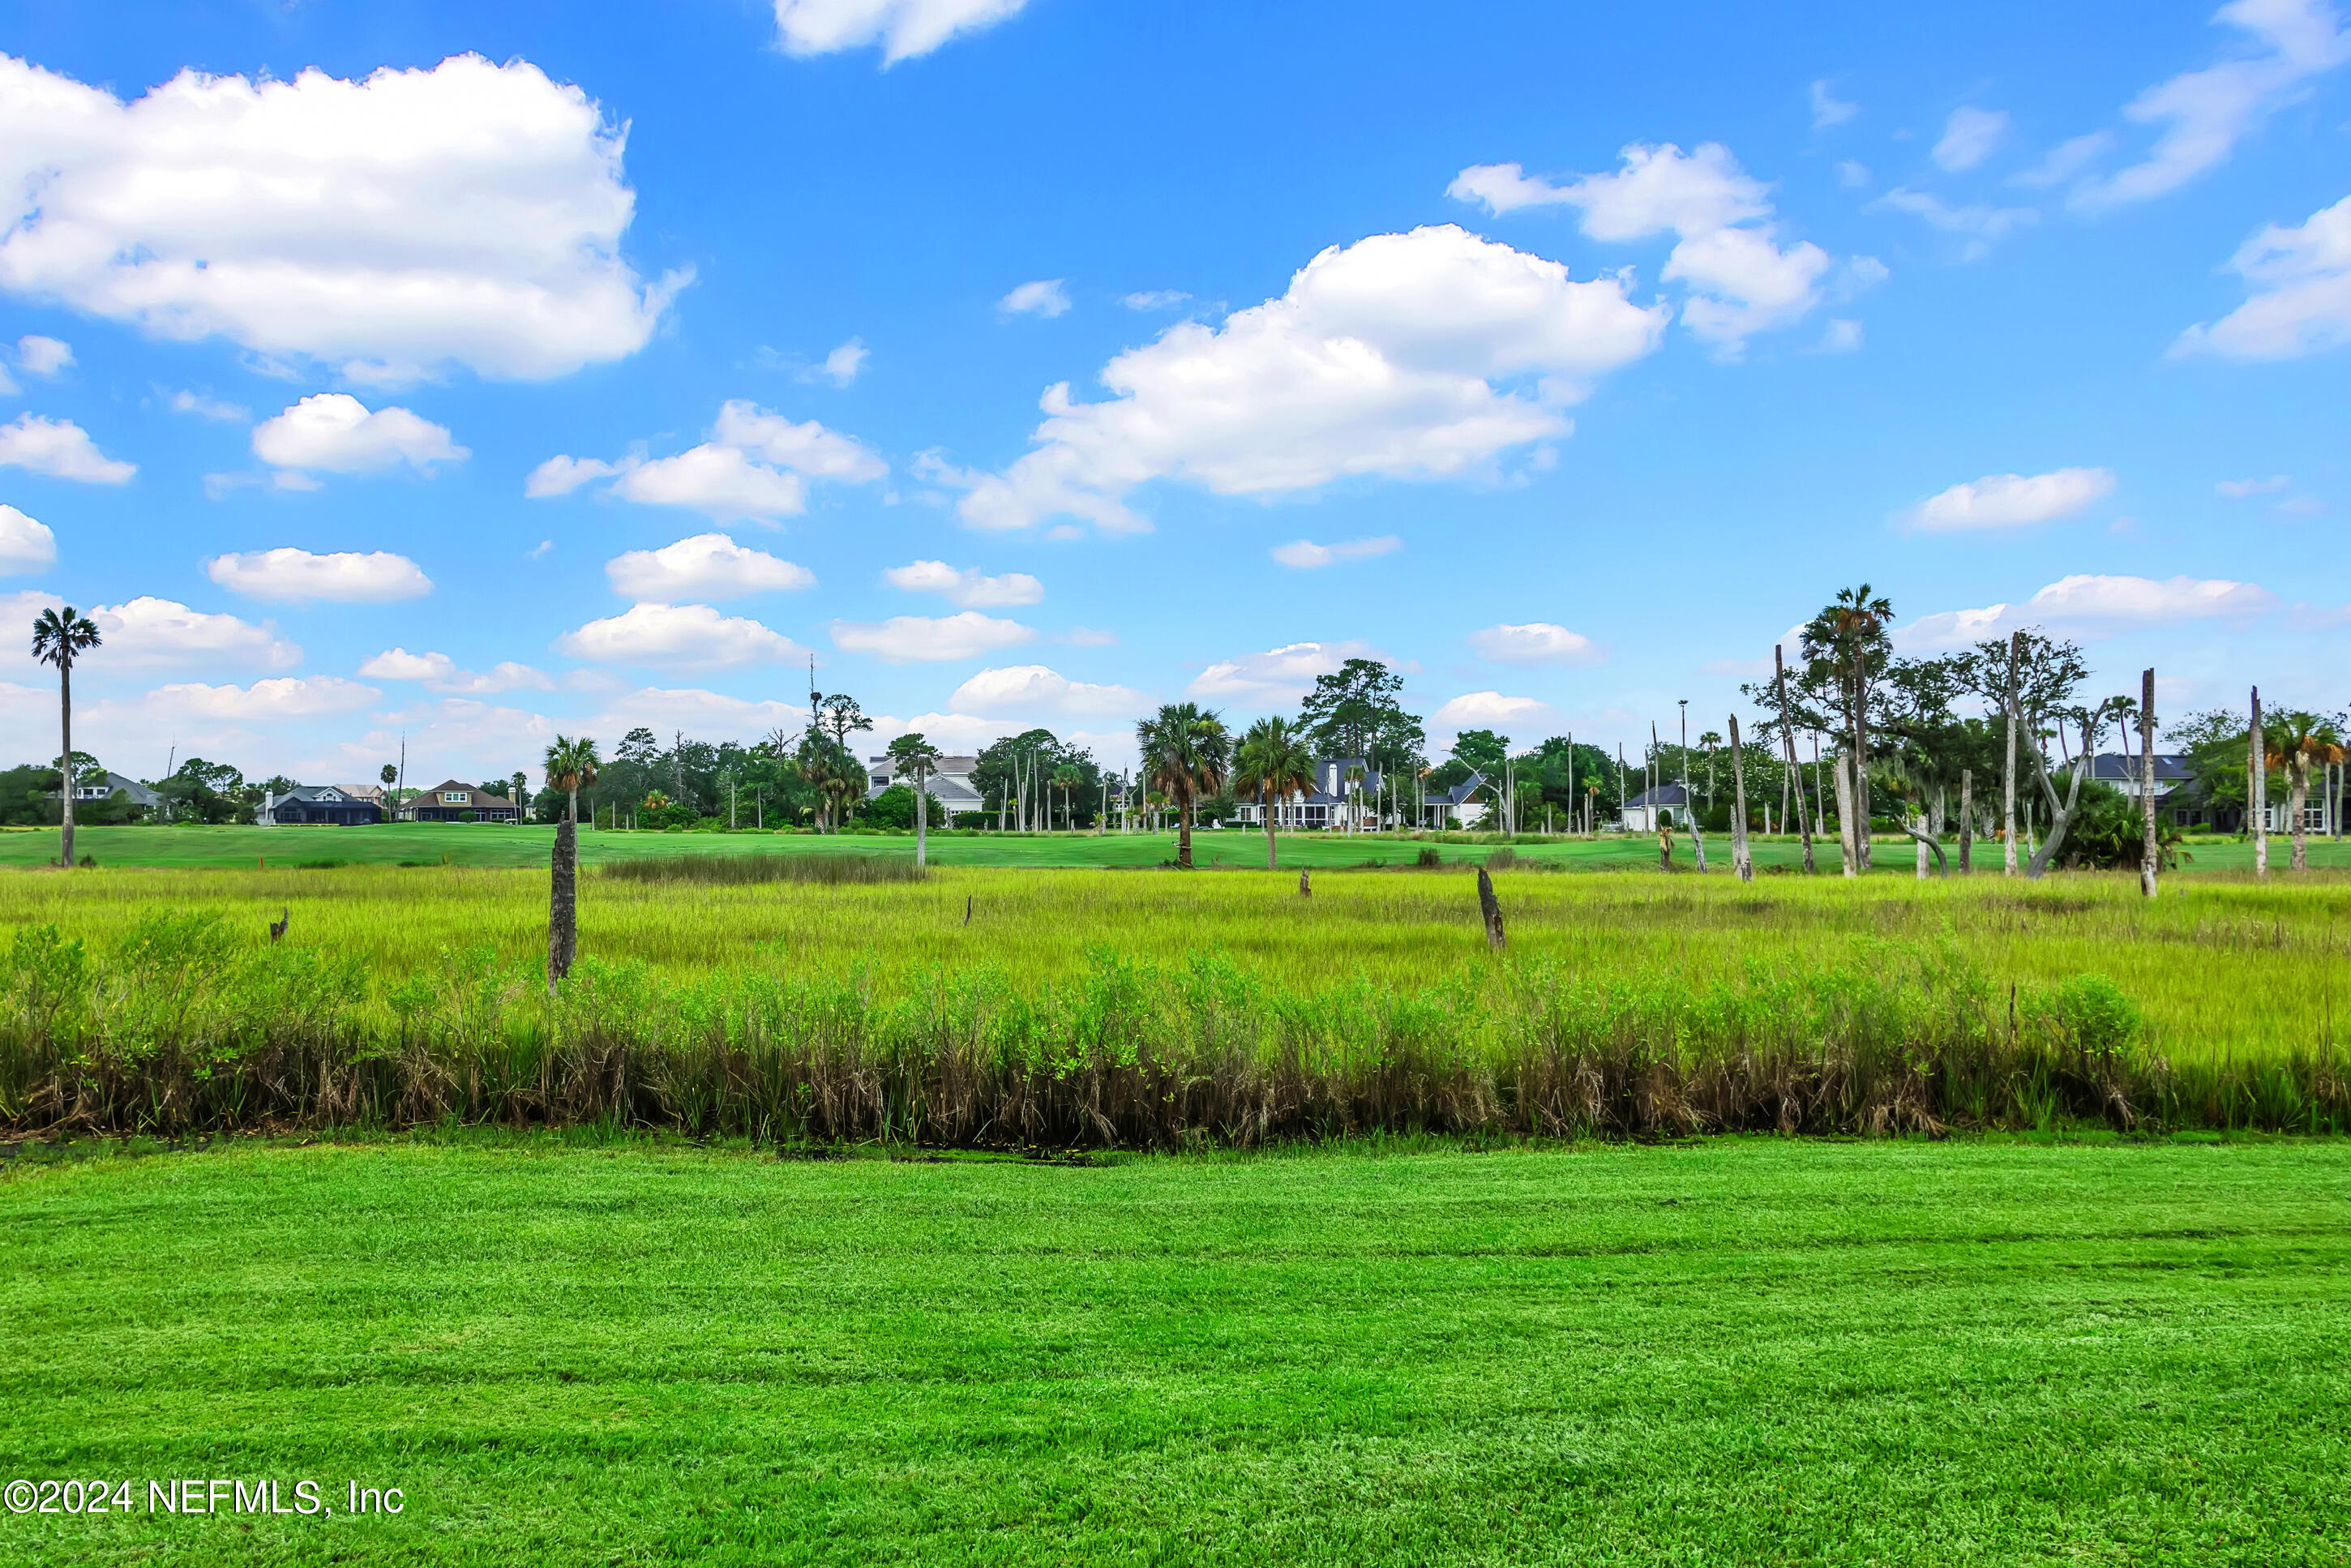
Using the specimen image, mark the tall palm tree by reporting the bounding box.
[1233,717,1316,870]
[543,735,600,987]
[886,733,944,867]
[2264,711,2344,873]
[1051,763,1082,833]
[1137,702,1231,869]
[31,606,101,870]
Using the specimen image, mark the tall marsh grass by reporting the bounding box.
[598,852,927,885]
[1,903,2344,1142]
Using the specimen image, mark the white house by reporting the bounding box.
[1620,782,1689,832]
[1232,756,1393,831]
[865,752,986,815]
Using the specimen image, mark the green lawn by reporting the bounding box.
[6,820,2345,873]
[3,1137,2347,1565]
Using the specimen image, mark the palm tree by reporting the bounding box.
[31,606,101,870]
[888,733,944,866]
[543,735,600,987]
[2264,712,2344,873]
[1344,761,1366,834]
[1137,702,1231,869]
[1233,717,1316,870]
[1698,730,1723,808]
[1051,763,1082,833]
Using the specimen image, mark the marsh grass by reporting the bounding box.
[1,884,2345,1141]
[598,851,928,885]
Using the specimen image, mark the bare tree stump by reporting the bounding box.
[1476,867,1505,952]
[1299,868,1311,898]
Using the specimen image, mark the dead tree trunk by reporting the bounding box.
[1476,866,1505,952]
[1728,714,1753,882]
[1959,769,1972,873]
[548,814,577,990]
[1775,646,1814,874]
[2139,668,2159,898]
[2250,686,2267,877]
[1833,753,1857,877]
[2002,629,2020,876]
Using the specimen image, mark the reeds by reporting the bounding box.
[3,911,2343,1142]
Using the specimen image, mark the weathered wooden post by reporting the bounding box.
[1476,866,1505,952]
[1299,868,1311,898]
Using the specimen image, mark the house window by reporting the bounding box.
[440,790,467,804]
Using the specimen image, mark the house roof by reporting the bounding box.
[271,784,366,805]
[58,771,159,807]
[413,781,515,808]
[1427,770,1488,806]
[2087,752,2195,784]
[1625,783,1690,808]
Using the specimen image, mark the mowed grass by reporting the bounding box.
[2,1137,2347,1566]
[2,861,2347,1065]
[6,820,2347,874]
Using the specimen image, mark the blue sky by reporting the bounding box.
[1,0,2346,784]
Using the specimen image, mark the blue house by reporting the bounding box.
[259,784,383,826]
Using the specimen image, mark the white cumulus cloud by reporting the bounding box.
[771,0,1028,64]
[830,610,1035,663]
[205,547,433,603]
[946,664,1146,718]
[358,648,553,694]
[148,675,379,722]
[1467,622,1605,665]
[0,413,133,482]
[810,339,867,385]
[1871,188,2038,258]
[1809,79,1858,130]
[555,602,801,670]
[883,559,1043,606]
[1450,142,1833,353]
[2069,0,2350,209]
[530,399,884,523]
[0,503,54,572]
[1185,640,1387,708]
[11,594,302,672]
[1895,573,2279,649]
[15,334,70,376]
[251,393,466,478]
[1933,107,2010,171]
[1270,536,1400,568]
[2173,191,2351,359]
[1905,467,2117,531]
[168,388,248,422]
[998,278,1071,317]
[606,533,816,601]
[1431,691,1557,734]
[960,225,1664,532]
[0,52,685,383]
